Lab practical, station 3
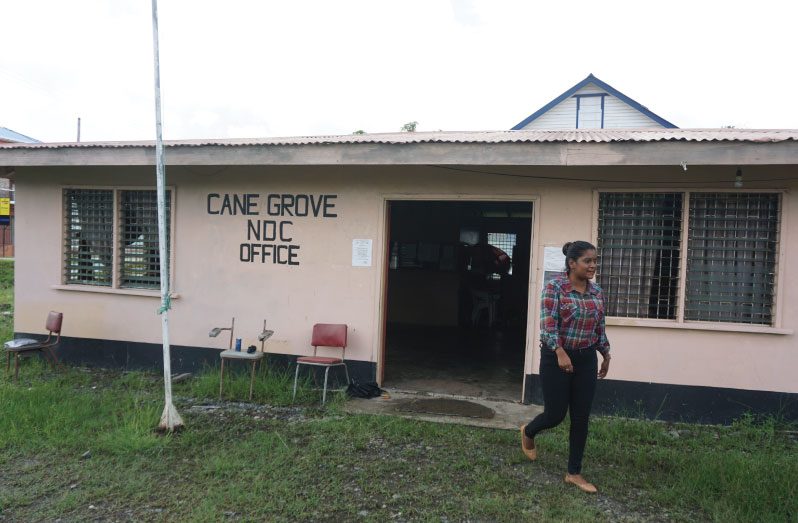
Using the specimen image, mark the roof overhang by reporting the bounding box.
[1,130,797,167]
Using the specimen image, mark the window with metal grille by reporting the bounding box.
[119,190,170,289]
[488,232,517,275]
[685,193,780,325]
[597,193,683,319]
[63,188,172,290]
[64,189,114,286]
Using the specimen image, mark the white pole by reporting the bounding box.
[151,0,183,432]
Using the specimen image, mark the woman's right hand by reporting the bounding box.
[555,347,573,373]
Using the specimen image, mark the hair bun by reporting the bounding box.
[562,242,572,256]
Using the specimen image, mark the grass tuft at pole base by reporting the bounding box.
[157,401,184,434]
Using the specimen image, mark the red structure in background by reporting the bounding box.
[1,205,12,257]
[0,186,12,257]
[1,125,39,258]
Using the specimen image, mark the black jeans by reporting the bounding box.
[525,348,598,474]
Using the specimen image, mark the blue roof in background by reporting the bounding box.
[0,127,40,143]
[511,74,678,130]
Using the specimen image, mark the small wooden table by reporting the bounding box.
[219,350,265,400]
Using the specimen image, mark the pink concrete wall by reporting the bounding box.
[13,165,798,395]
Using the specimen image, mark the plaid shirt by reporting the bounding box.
[540,273,610,355]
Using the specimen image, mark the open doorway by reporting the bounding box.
[382,200,533,401]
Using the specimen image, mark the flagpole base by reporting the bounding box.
[157,402,184,433]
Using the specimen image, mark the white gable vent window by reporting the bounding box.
[576,95,605,129]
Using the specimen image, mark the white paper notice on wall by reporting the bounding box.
[543,246,566,284]
[352,239,373,267]
[543,246,566,272]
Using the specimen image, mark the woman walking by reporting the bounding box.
[521,241,611,493]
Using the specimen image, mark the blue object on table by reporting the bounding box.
[235,338,242,351]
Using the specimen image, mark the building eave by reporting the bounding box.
[1,129,797,168]
[1,141,797,168]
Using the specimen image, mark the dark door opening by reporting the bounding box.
[382,200,533,401]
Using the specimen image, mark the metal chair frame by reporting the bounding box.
[292,324,350,405]
[216,319,274,401]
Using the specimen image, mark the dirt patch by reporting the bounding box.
[182,398,309,423]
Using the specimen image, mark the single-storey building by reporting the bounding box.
[1,128,796,423]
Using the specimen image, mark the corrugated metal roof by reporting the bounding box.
[0,127,41,144]
[1,129,796,149]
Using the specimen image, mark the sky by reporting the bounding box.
[2,0,797,143]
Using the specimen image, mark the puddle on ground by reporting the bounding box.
[393,398,495,419]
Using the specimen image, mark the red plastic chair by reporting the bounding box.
[292,324,350,404]
[4,311,63,381]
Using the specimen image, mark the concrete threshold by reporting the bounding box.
[344,388,543,431]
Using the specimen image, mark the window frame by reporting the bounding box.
[594,191,684,320]
[487,231,518,276]
[62,188,115,287]
[592,188,789,334]
[57,185,177,297]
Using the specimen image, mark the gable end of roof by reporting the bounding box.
[511,74,678,130]
[0,127,41,144]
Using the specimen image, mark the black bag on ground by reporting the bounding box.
[346,380,383,399]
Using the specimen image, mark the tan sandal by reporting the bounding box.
[564,473,597,493]
[520,425,537,461]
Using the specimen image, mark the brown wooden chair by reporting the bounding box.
[4,311,63,381]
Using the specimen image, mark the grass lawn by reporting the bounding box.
[0,260,12,343]
[1,259,796,522]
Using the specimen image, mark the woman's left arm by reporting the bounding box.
[596,291,611,378]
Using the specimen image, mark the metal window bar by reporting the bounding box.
[685,193,779,325]
[63,189,114,286]
[119,190,170,289]
[596,192,683,319]
[487,232,517,275]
